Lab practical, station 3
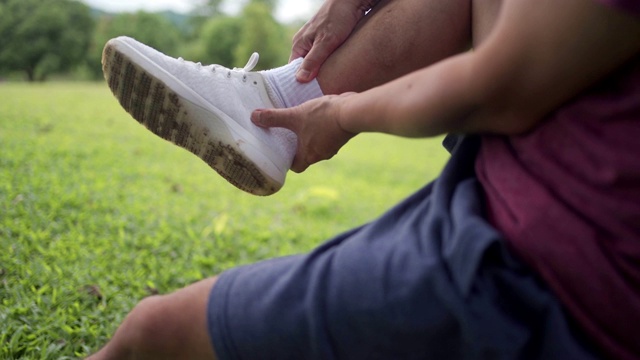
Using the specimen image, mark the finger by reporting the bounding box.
[289,27,310,63]
[289,44,308,64]
[296,36,339,83]
[251,108,298,131]
[290,156,310,173]
[292,147,328,173]
[289,52,302,64]
[289,37,310,63]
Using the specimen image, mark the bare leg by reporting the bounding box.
[318,0,471,94]
[87,277,219,360]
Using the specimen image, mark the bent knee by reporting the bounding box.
[125,295,184,356]
[124,277,218,359]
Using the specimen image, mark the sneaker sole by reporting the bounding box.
[102,41,283,196]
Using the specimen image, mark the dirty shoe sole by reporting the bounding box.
[101,41,283,196]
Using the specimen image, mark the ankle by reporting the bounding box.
[261,58,324,108]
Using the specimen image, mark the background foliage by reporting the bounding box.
[0,0,302,81]
[0,0,94,81]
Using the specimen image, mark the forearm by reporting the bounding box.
[338,0,640,139]
[256,0,640,173]
[338,52,495,138]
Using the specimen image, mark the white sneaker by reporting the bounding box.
[101,36,295,196]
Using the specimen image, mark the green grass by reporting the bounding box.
[0,82,449,359]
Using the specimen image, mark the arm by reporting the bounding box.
[340,0,640,136]
[254,0,640,172]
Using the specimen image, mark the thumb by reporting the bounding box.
[295,59,316,83]
[251,108,298,131]
[296,40,334,83]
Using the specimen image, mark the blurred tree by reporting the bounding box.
[234,1,288,69]
[86,11,183,79]
[189,0,280,36]
[247,0,278,13]
[0,0,94,81]
[191,0,277,16]
[188,0,224,35]
[201,0,225,16]
[195,1,287,69]
[200,15,244,66]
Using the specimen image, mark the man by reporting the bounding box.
[90,0,640,358]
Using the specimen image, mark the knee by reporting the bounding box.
[108,277,217,359]
[123,295,183,357]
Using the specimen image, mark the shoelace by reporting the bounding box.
[233,52,260,72]
[178,52,260,82]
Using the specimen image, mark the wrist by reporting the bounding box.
[336,92,372,135]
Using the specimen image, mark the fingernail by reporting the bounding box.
[296,69,310,82]
[251,110,263,125]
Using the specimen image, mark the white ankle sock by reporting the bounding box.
[261,58,324,108]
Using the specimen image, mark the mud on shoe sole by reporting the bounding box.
[101,42,282,196]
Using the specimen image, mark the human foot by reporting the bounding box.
[102,36,296,195]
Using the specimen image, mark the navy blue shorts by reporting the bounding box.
[207,136,597,359]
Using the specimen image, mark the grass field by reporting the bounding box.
[0,82,449,359]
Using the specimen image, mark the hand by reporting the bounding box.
[251,94,358,173]
[290,0,376,83]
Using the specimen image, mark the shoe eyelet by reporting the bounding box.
[253,81,257,85]
[242,75,247,82]
[227,71,231,78]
